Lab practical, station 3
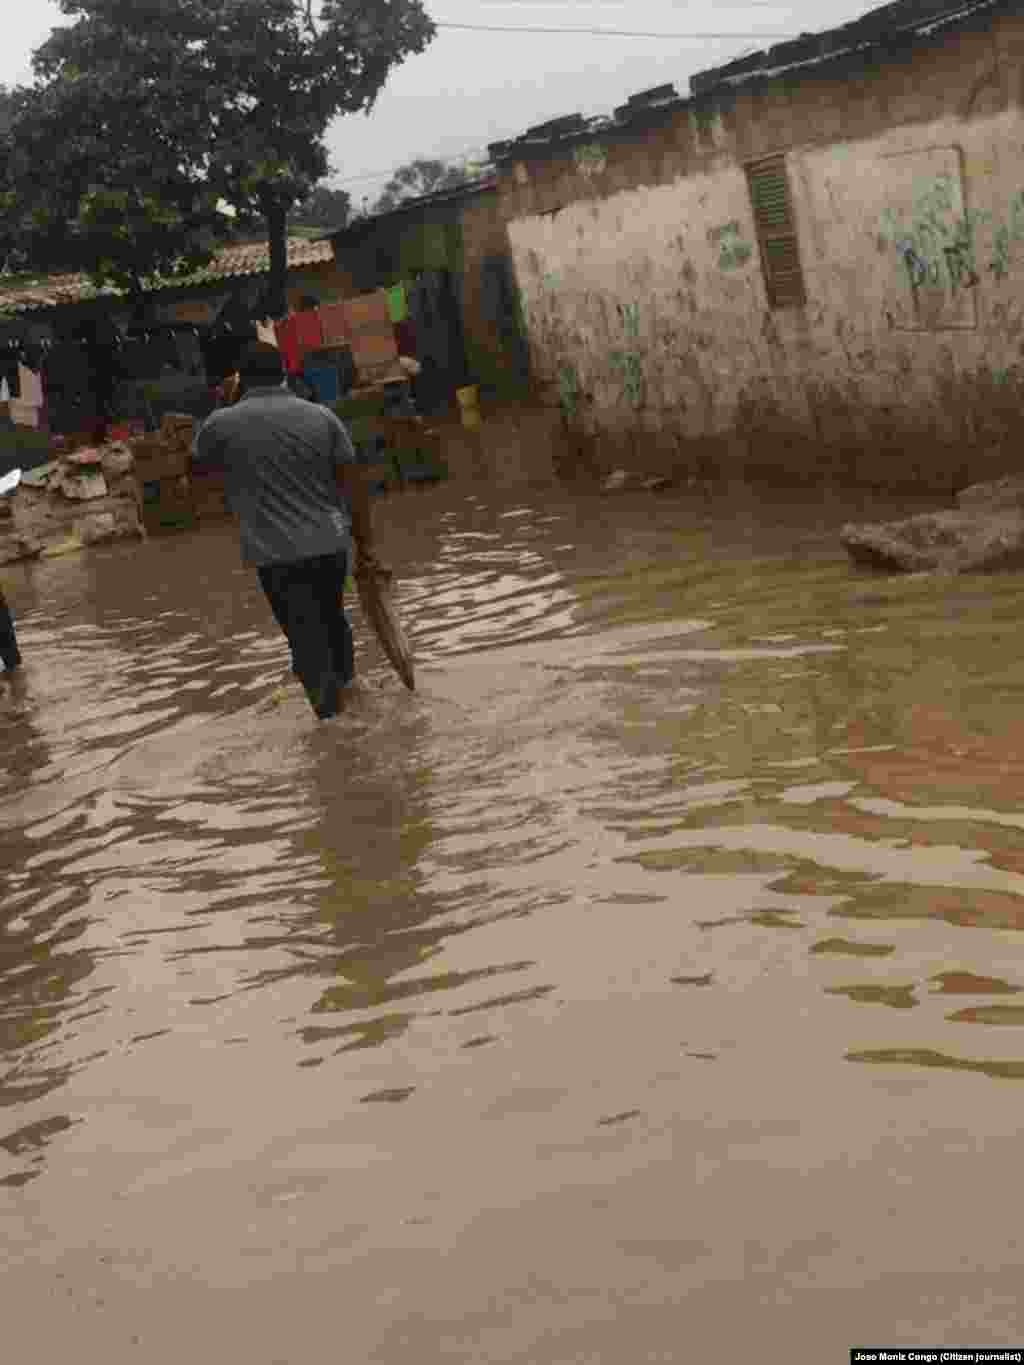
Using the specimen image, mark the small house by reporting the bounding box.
[489,0,1024,491]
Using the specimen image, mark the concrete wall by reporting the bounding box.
[501,11,1024,490]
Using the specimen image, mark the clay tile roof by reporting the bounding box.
[180,236,333,284]
[0,236,334,315]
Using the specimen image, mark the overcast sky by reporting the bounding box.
[3,0,881,208]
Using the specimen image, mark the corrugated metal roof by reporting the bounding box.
[0,236,334,315]
[689,0,1002,93]
[321,174,498,241]
[487,0,1010,164]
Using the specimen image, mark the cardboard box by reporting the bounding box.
[343,291,399,374]
[134,448,188,482]
[131,434,189,482]
[160,412,194,440]
[190,467,230,521]
[138,474,195,534]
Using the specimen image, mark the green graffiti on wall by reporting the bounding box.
[610,350,644,408]
[707,221,753,271]
[879,174,984,293]
[558,361,580,417]
[608,301,643,407]
[989,190,1024,280]
[880,178,1024,290]
[693,105,716,141]
[573,143,608,180]
[608,301,644,407]
[514,286,530,334]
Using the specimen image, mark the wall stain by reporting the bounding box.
[988,190,1024,280]
[961,61,1002,118]
[707,220,753,271]
[573,143,608,180]
[878,173,982,298]
[557,361,580,417]
[609,300,644,409]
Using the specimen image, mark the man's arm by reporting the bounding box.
[190,412,223,471]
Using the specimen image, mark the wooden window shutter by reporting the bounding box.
[745,155,806,309]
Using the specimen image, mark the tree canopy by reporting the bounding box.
[291,184,352,232]
[4,0,435,314]
[0,84,18,140]
[2,72,237,300]
[372,155,489,214]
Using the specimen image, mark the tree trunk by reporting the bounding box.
[128,275,148,323]
[264,197,289,321]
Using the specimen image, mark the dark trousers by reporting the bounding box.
[0,587,20,671]
[257,550,353,719]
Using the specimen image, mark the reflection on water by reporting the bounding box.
[4,478,1024,1356]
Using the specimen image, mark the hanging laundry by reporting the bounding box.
[0,347,19,398]
[44,342,91,400]
[118,342,153,382]
[394,318,417,359]
[408,270,459,376]
[302,364,339,403]
[154,330,180,372]
[292,309,323,367]
[274,316,301,373]
[174,329,205,377]
[386,283,408,323]
[18,363,44,406]
[319,301,350,347]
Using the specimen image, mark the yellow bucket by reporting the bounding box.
[456,385,480,426]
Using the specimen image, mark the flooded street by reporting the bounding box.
[4,447,1024,1361]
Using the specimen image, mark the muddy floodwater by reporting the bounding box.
[3,453,1024,1361]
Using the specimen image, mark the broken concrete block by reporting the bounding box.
[40,531,84,558]
[57,468,108,500]
[75,511,118,545]
[100,443,134,478]
[841,474,1024,574]
[0,533,42,565]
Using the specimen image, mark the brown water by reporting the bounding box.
[3,464,1024,1361]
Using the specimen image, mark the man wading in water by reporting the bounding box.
[191,341,387,720]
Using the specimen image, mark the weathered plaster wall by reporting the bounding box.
[503,12,1024,489]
